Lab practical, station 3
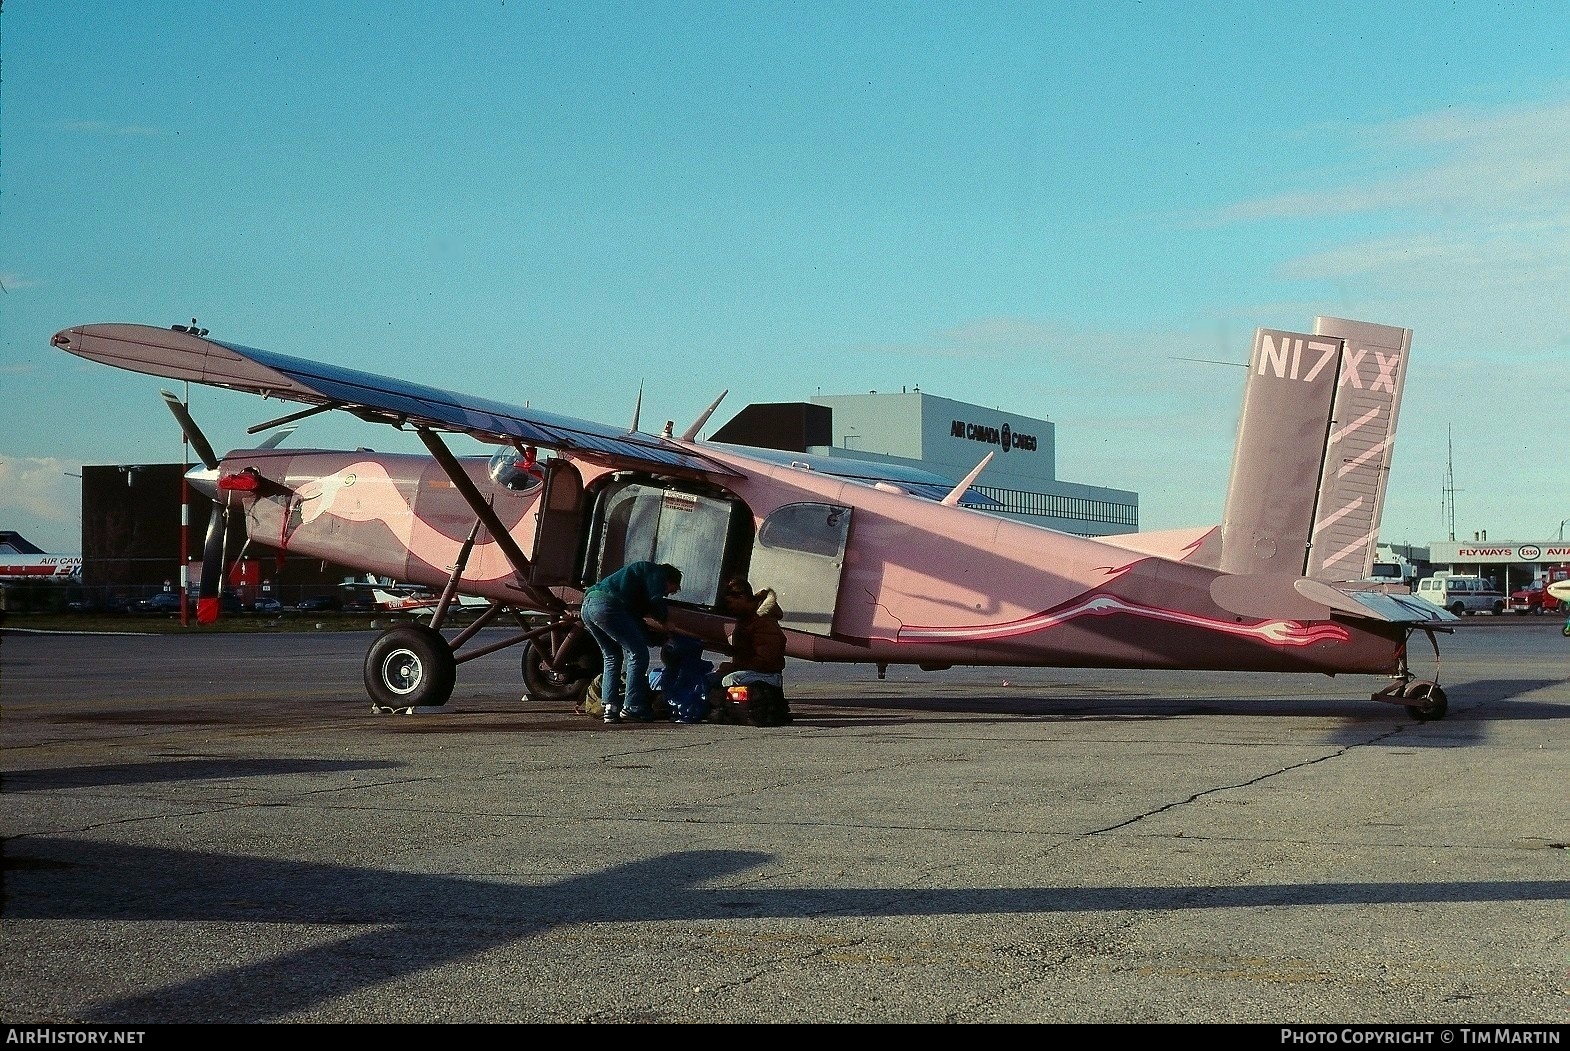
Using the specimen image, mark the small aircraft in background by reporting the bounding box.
[1549,579,1570,637]
[0,555,83,580]
[0,533,82,580]
[336,575,489,615]
[53,315,1458,719]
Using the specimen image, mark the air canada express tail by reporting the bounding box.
[1219,316,1412,583]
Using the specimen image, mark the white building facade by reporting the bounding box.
[712,391,1138,537]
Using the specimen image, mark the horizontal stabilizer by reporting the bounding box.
[1326,588,1459,625]
[1212,573,1458,625]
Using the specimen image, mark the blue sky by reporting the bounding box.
[4,2,1569,555]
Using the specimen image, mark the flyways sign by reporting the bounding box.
[950,418,1038,453]
[1454,545,1570,561]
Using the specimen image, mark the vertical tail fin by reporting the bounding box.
[1218,317,1412,581]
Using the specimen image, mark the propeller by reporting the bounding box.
[161,390,232,624]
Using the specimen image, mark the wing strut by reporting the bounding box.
[415,427,566,614]
[247,401,346,435]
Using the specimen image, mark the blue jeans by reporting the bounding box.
[580,592,652,716]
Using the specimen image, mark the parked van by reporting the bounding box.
[1415,574,1506,616]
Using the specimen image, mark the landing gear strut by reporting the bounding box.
[521,624,597,703]
[1370,675,1448,721]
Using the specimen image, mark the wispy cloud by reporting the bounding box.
[1205,94,1570,350]
[1219,96,1570,223]
[0,270,40,293]
[59,120,176,137]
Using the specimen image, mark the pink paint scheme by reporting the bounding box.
[52,318,1460,718]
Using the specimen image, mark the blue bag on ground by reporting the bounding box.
[650,635,713,723]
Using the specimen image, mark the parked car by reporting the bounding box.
[130,592,183,614]
[296,595,339,612]
[252,597,284,613]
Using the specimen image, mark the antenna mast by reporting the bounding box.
[1442,425,1458,542]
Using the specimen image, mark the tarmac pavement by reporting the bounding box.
[1,618,1567,1024]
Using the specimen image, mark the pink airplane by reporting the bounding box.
[53,316,1458,719]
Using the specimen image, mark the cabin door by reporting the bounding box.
[746,502,851,637]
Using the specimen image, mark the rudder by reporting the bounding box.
[1217,317,1412,582]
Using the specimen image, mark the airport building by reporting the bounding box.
[1423,537,1570,595]
[710,390,1139,537]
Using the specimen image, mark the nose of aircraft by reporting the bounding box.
[184,464,219,499]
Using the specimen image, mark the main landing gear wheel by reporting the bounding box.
[521,636,597,704]
[365,624,457,709]
[1401,680,1448,722]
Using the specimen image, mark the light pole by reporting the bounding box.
[1559,519,1568,542]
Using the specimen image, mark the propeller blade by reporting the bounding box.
[196,499,227,625]
[160,390,220,470]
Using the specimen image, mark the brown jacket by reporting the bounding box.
[723,588,786,674]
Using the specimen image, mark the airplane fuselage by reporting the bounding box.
[214,442,1410,678]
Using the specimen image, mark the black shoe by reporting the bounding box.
[621,710,656,722]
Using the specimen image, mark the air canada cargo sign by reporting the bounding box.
[950,418,1038,453]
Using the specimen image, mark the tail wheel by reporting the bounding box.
[521,633,596,703]
[1401,680,1448,722]
[365,624,456,709]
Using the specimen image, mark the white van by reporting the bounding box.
[1415,575,1507,616]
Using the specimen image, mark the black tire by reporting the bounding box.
[521,636,597,704]
[1402,680,1448,722]
[1449,602,1465,617]
[1491,601,1505,616]
[365,624,456,708]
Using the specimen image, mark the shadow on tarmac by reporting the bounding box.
[5,837,1570,1023]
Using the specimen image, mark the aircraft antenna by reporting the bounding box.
[941,452,994,507]
[680,390,729,442]
[627,383,643,434]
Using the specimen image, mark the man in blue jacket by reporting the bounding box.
[580,561,683,723]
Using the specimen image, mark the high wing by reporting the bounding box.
[53,323,1011,504]
[51,323,739,478]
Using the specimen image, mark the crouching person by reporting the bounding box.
[711,577,790,725]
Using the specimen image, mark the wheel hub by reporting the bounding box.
[382,648,424,695]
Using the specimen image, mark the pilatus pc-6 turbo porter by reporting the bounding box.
[53,316,1458,720]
